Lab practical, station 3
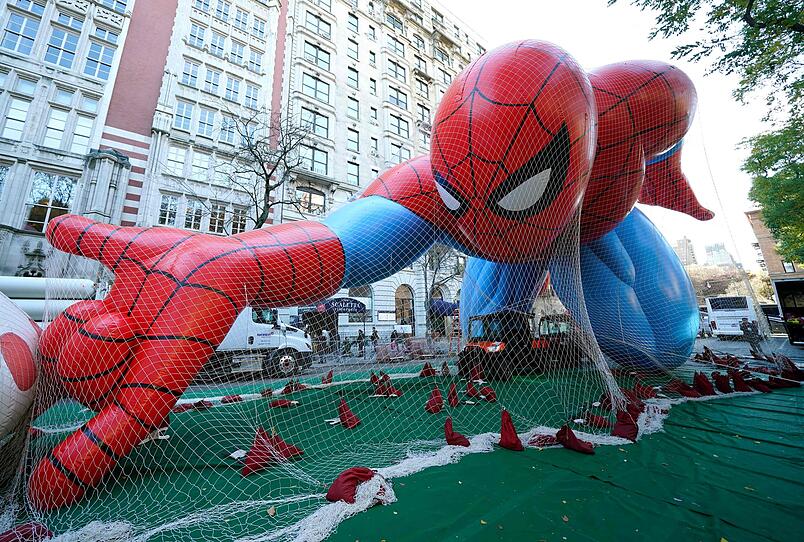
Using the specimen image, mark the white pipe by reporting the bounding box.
[0,277,95,300]
[10,299,81,321]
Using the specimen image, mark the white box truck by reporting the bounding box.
[200,307,314,380]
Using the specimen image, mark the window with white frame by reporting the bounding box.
[369,50,376,66]
[347,67,359,89]
[191,151,210,179]
[347,13,358,33]
[414,55,426,71]
[225,77,240,101]
[439,67,451,84]
[417,103,430,123]
[234,8,248,31]
[413,34,425,51]
[181,59,199,87]
[299,145,328,176]
[252,17,266,39]
[81,94,99,112]
[368,25,376,40]
[347,97,359,120]
[248,49,262,72]
[1,8,42,55]
[370,137,378,153]
[45,25,80,68]
[389,113,409,138]
[42,109,68,149]
[220,116,235,144]
[347,128,359,152]
[305,12,330,39]
[386,12,402,31]
[434,47,449,65]
[303,41,330,70]
[296,185,325,214]
[347,161,359,185]
[230,41,245,65]
[311,0,331,10]
[53,88,73,106]
[184,199,204,230]
[231,206,247,233]
[245,84,259,109]
[301,107,328,138]
[388,86,407,109]
[24,172,76,232]
[3,98,30,140]
[370,106,377,121]
[416,78,429,97]
[94,26,118,44]
[410,12,423,26]
[166,145,186,175]
[369,78,377,95]
[390,142,410,164]
[388,59,406,82]
[158,194,178,226]
[419,131,430,148]
[214,0,230,21]
[99,0,126,13]
[71,115,93,154]
[189,23,205,48]
[204,68,221,94]
[209,203,226,233]
[0,165,8,201]
[174,101,193,130]
[302,73,329,103]
[84,42,115,80]
[210,32,225,56]
[347,39,359,60]
[198,108,215,137]
[194,0,210,11]
[388,35,404,56]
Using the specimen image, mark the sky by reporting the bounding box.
[438,0,770,271]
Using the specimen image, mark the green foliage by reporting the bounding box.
[745,114,804,263]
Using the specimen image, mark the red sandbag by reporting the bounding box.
[528,434,559,447]
[269,399,296,408]
[419,362,437,377]
[611,409,639,441]
[379,371,391,382]
[598,394,612,411]
[374,381,403,396]
[444,417,470,447]
[731,372,753,392]
[221,394,242,404]
[466,380,481,399]
[424,386,444,414]
[338,399,361,429]
[633,381,657,399]
[620,388,646,410]
[711,372,732,394]
[479,385,497,403]
[692,372,717,396]
[666,379,702,398]
[441,361,451,377]
[499,410,524,451]
[172,402,195,413]
[370,372,379,386]
[241,428,303,476]
[746,378,772,393]
[768,376,801,389]
[194,399,214,410]
[326,467,375,503]
[470,363,484,382]
[260,387,273,398]
[556,424,595,455]
[282,379,308,395]
[0,523,51,542]
[322,370,333,385]
[447,382,460,407]
[583,411,612,429]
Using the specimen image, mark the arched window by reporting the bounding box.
[348,285,373,323]
[395,284,414,326]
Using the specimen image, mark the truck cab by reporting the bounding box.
[200,307,313,381]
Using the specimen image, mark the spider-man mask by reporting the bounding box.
[431,40,596,262]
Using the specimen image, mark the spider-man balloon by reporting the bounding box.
[27,40,712,510]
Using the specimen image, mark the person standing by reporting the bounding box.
[357,329,365,357]
[740,317,765,357]
[371,327,379,351]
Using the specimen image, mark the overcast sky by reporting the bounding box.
[438,0,769,270]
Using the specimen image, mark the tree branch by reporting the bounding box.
[743,0,804,33]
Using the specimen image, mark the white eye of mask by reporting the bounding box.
[495,168,552,212]
[435,180,462,211]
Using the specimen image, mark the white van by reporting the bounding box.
[705,296,761,339]
[201,307,313,379]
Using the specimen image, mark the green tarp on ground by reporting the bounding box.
[332,387,803,542]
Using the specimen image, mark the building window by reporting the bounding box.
[191,151,210,179]
[231,207,247,233]
[347,161,359,185]
[783,262,796,273]
[71,115,93,154]
[347,128,359,152]
[386,12,403,31]
[2,98,30,140]
[198,109,215,137]
[388,35,404,56]
[370,137,378,153]
[248,49,262,72]
[220,116,235,144]
[296,186,325,214]
[24,172,76,232]
[368,25,376,40]
[225,77,240,101]
[388,86,407,109]
[204,68,221,94]
[252,17,266,39]
[181,59,199,87]
[369,78,377,95]
[184,199,204,230]
[347,67,359,89]
[419,131,430,148]
[0,166,8,200]
[347,39,359,61]
[214,0,230,21]
[439,67,451,84]
[434,47,449,65]
[94,26,118,44]
[230,41,245,65]
[174,101,193,130]
[417,103,430,123]
[303,41,330,70]
[300,145,328,175]
[166,145,185,175]
[414,55,426,71]
[84,42,115,80]
[301,73,329,103]
[395,284,414,326]
[208,203,226,233]
[416,78,429,98]
[194,0,210,11]
[81,94,99,112]
[311,0,331,10]
[388,59,406,82]
[245,84,259,109]
[390,142,410,164]
[2,10,41,55]
[389,113,409,138]
[347,13,359,33]
[301,107,328,138]
[369,50,376,66]
[413,34,425,51]
[370,106,378,121]
[305,11,331,39]
[210,32,225,56]
[347,97,359,120]
[45,26,80,68]
[53,88,73,106]
[158,194,178,226]
[189,23,205,48]
[99,0,126,13]
[234,8,248,30]
[42,109,68,149]
[432,10,444,25]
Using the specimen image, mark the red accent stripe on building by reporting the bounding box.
[124,193,141,202]
[101,132,151,150]
[269,0,290,147]
[131,166,146,174]
[122,206,138,215]
[100,145,148,162]
[121,221,136,226]
[128,179,144,188]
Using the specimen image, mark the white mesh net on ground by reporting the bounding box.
[0,39,795,542]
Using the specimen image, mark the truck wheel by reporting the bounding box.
[269,350,299,377]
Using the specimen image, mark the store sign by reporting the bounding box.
[323,297,366,314]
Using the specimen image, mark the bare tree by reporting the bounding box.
[416,244,464,336]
